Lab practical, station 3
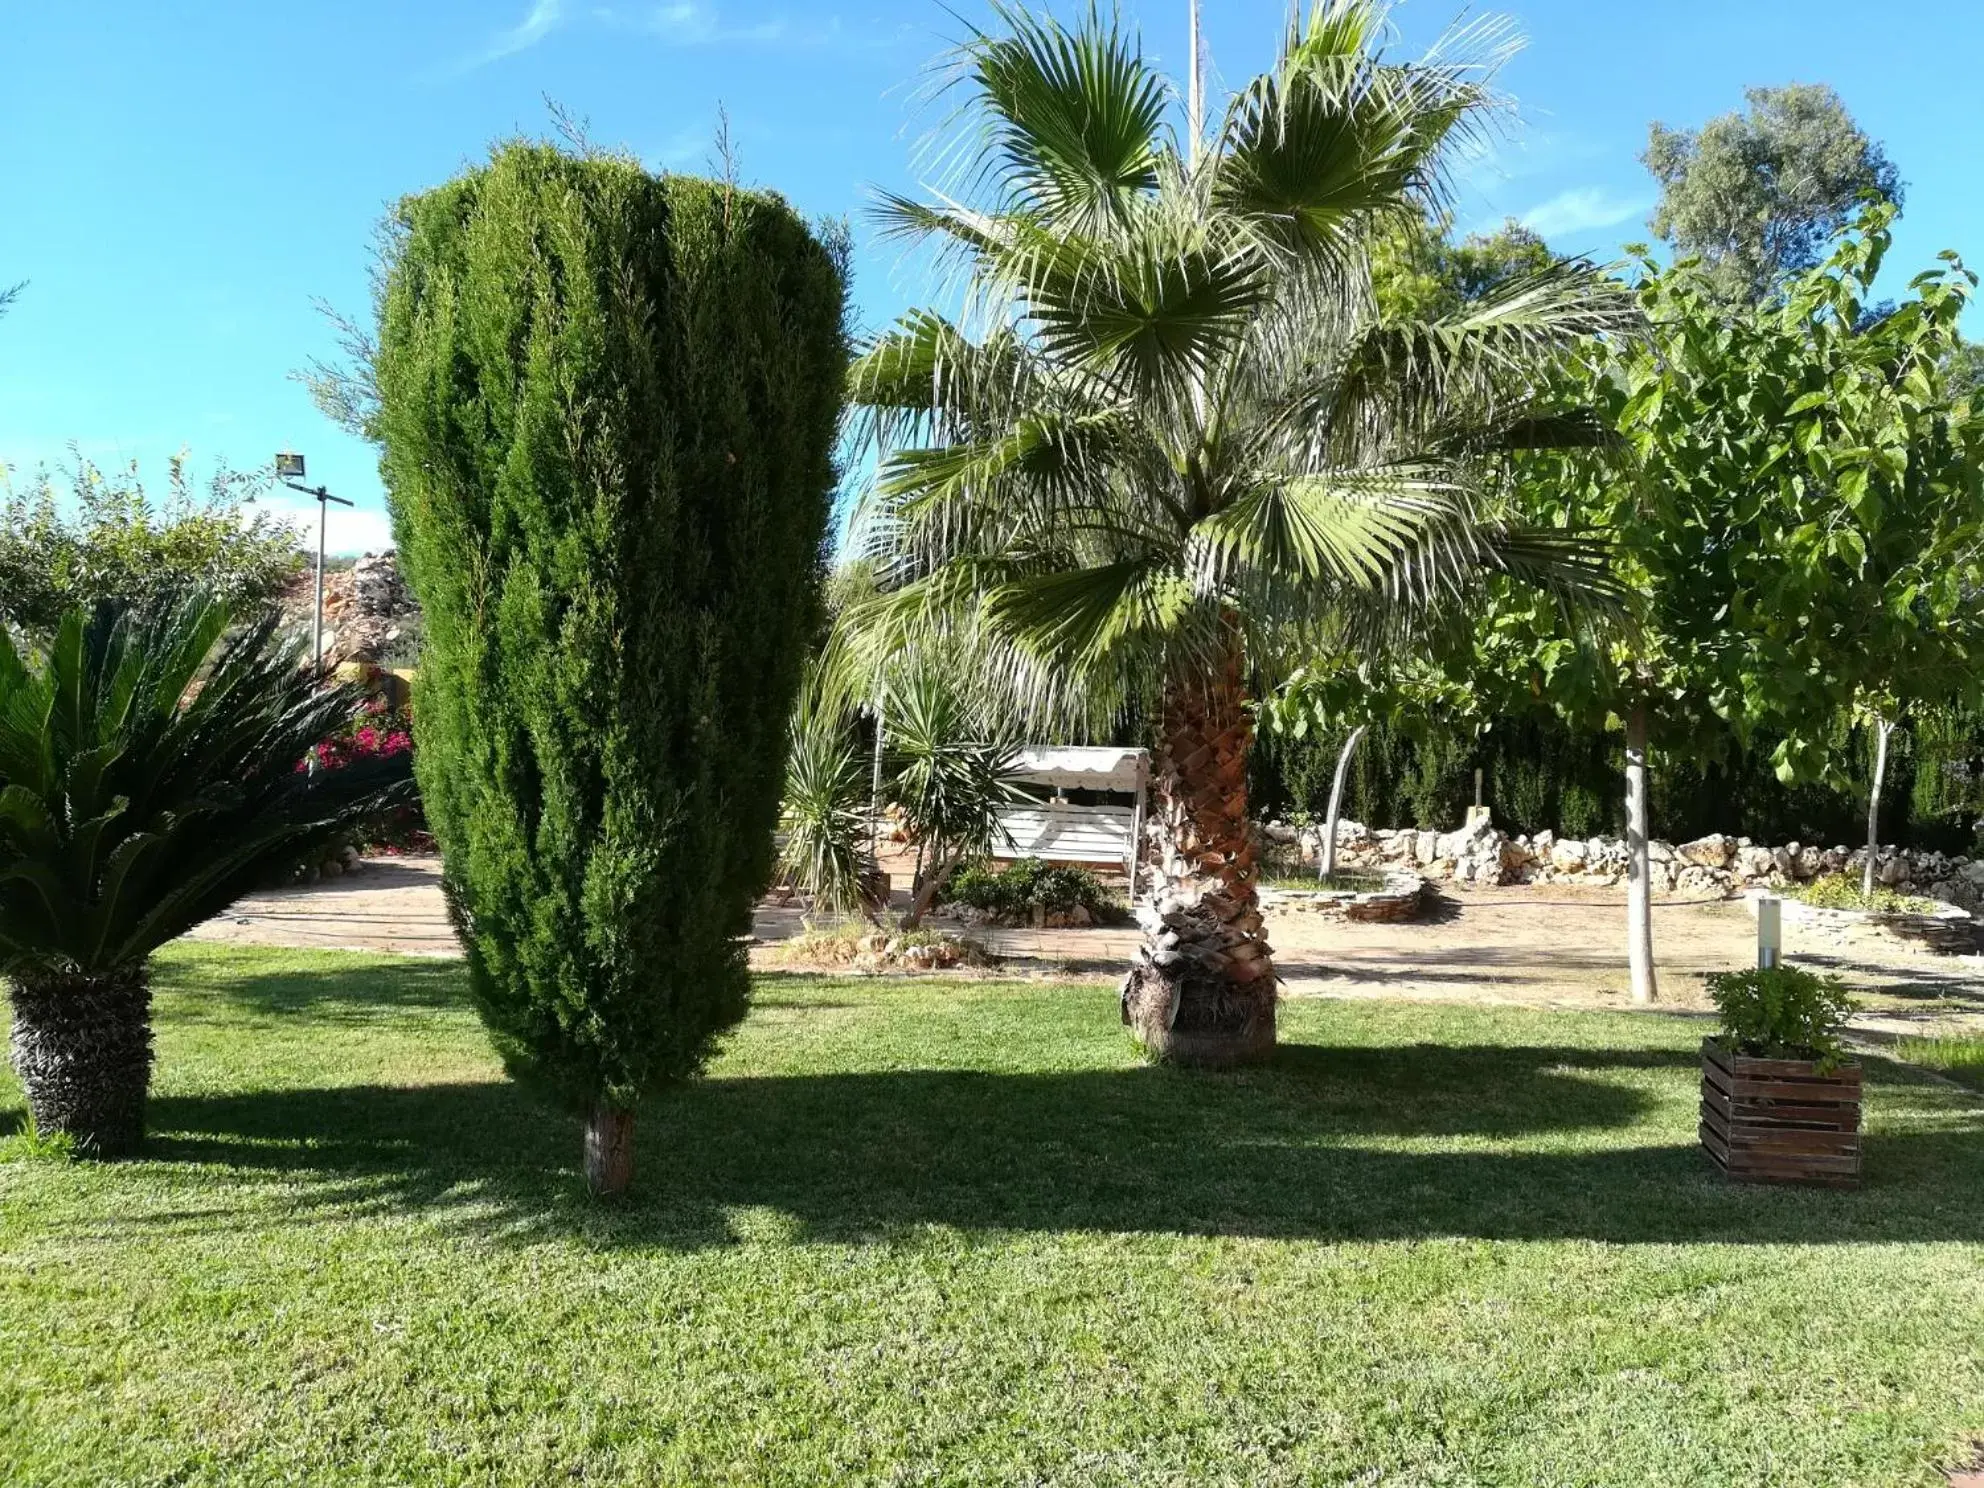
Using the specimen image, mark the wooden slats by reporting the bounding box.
[1699,1040,1862,1189]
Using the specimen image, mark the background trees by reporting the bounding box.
[1643,83,1902,303]
[0,596,409,1154]
[373,143,847,1196]
[0,456,301,639]
[1455,208,1984,999]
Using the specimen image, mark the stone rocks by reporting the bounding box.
[1735,845,1776,880]
[1549,839,1588,872]
[287,549,422,667]
[1679,834,1736,869]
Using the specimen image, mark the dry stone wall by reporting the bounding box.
[1261,817,1984,912]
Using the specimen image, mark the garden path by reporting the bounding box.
[186,855,1984,1031]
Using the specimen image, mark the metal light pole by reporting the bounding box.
[1186,0,1204,165]
[274,452,353,675]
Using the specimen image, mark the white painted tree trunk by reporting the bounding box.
[1320,724,1367,882]
[1625,700,1657,1005]
[1862,716,1895,900]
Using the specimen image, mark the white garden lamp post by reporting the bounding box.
[273,451,353,675]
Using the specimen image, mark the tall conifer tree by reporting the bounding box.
[374,144,847,1193]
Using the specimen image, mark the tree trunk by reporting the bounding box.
[1319,724,1368,882]
[903,850,960,929]
[1121,629,1275,1065]
[7,964,154,1156]
[1862,716,1895,901]
[1624,700,1657,1005]
[584,1104,635,1197]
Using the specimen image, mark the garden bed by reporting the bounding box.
[1260,870,1427,923]
[761,924,995,973]
[1756,888,1979,954]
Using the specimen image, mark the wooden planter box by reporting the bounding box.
[1699,1039,1861,1188]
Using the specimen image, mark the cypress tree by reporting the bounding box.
[373,144,846,1194]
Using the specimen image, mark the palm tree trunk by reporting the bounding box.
[1121,631,1275,1064]
[7,964,154,1156]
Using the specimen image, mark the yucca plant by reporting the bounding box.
[0,597,413,1154]
[882,667,1029,926]
[844,2,1639,1062]
[778,659,1027,925]
[777,678,874,917]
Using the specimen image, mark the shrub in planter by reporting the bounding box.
[1699,965,1862,1187]
[1707,965,1858,1070]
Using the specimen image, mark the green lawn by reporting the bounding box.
[3,945,1982,1486]
[1894,1031,1984,1095]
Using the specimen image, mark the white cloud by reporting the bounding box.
[646,3,785,45]
[467,0,568,69]
[255,494,396,559]
[1519,187,1652,240]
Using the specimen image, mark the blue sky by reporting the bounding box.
[3,0,1979,552]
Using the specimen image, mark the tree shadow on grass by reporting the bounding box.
[138,1037,1984,1253]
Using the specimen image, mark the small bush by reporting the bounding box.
[1791,874,1942,915]
[945,858,1115,920]
[1706,965,1858,1069]
[1264,868,1387,892]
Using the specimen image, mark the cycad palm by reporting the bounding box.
[845,1,1638,1062]
[1,598,412,1153]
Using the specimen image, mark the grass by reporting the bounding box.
[1893,1031,1984,1094]
[2,944,1982,1486]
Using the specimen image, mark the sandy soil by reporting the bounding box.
[187,855,1984,1037]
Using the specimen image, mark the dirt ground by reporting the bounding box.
[187,855,1984,1037]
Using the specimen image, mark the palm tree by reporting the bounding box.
[842,1,1638,1063]
[0,597,412,1154]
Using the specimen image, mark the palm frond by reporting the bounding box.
[1195,463,1474,587]
[963,2,1171,232]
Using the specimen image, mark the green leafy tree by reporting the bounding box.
[1259,655,1481,876]
[0,596,410,1155]
[0,455,303,639]
[842,2,1635,1063]
[1469,206,1984,997]
[1644,83,1902,303]
[372,142,847,1195]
